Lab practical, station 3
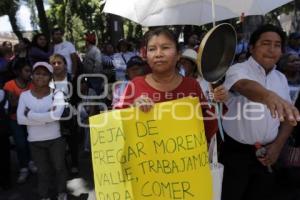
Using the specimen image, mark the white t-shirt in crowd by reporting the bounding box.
[222,56,291,145]
[17,90,65,142]
[54,41,76,74]
[112,51,136,81]
[49,77,70,96]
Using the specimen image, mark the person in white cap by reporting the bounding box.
[179,48,211,101]
[17,61,68,200]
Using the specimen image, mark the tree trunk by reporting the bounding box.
[0,0,22,39]
[8,5,22,39]
[107,14,124,47]
[28,0,39,30]
[35,0,49,38]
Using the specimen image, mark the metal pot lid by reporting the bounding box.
[197,23,237,83]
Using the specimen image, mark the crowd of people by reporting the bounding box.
[0,23,300,200]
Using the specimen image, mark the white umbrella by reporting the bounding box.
[103,0,293,26]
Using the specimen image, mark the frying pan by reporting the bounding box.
[197,23,237,84]
[197,23,237,141]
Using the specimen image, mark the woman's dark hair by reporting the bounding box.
[144,27,180,51]
[103,43,115,54]
[249,24,286,52]
[51,27,64,35]
[20,38,31,47]
[2,41,12,48]
[116,39,131,52]
[14,58,31,72]
[31,33,49,51]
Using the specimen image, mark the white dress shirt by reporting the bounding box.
[222,57,291,145]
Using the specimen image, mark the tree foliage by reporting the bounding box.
[35,0,50,37]
[47,0,106,48]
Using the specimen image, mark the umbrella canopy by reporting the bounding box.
[103,0,293,26]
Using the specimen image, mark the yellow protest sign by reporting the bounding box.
[89,97,213,200]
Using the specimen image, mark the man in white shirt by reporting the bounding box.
[221,24,300,200]
[52,28,78,79]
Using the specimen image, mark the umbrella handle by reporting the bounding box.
[208,81,225,141]
[216,102,225,141]
[211,0,216,27]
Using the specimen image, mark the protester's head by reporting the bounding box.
[2,41,12,50]
[144,27,180,74]
[103,43,115,55]
[2,41,13,58]
[52,27,64,43]
[277,53,300,83]
[32,33,49,51]
[49,54,67,76]
[248,24,286,72]
[145,28,180,51]
[13,43,20,55]
[18,38,31,52]
[187,34,199,47]
[117,39,130,53]
[179,48,198,77]
[126,56,146,80]
[85,33,96,46]
[15,59,32,81]
[32,62,53,87]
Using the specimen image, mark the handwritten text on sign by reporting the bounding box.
[89,97,213,200]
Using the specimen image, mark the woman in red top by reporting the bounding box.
[116,27,228,141]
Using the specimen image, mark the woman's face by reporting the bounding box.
[127,65,144,80]
[179,58,196,77]
[105,44,114,55]
[20,65,32,81]
[32,67,51,87]
[4,42,12,50]
[50,57,66,75]
[119,43,128,52]
[146,33,180,74]
[37,35,47,47]
[287,54,300,71]
[18,40,28,50]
